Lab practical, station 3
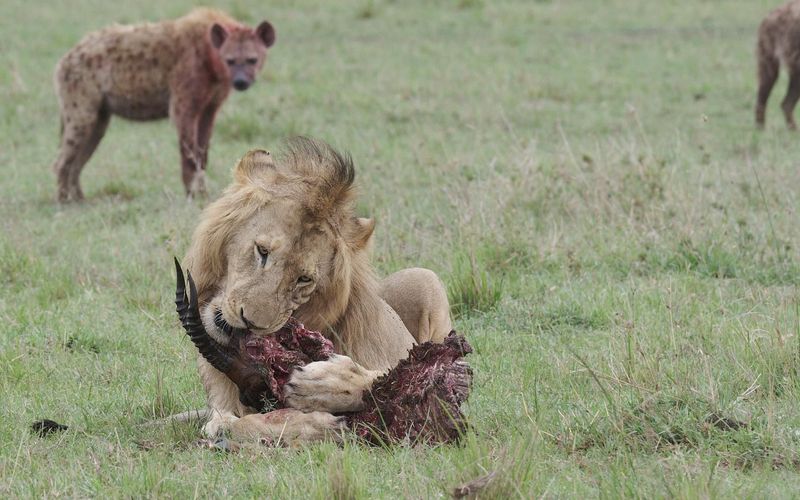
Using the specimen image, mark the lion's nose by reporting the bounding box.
[240,308,258,329]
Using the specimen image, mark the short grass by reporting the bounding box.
[1,0,800,497]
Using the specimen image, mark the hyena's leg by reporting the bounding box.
[196,102,220,176]
[782,66,800,130]
[52,102,108,202]
[756,52,779,128]
[66,105,110,201]
[171,94,207,198]
[177,128,207,197]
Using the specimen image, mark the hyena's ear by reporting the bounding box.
[347,217,375,251]
[256,21,276,48]
[234,149,277,185]
[210,23,228,49]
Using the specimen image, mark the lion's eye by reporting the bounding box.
[226,58,236,66]
[245,58,257,65]
[256,245,269,266]
[297,275,312,284]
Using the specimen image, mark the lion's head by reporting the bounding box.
[185,138,376,347]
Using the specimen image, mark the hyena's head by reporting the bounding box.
[210,21,276,92]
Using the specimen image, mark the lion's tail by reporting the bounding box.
[141,409,212,426]
[165,409,212,423]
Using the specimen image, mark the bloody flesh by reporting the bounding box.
[241,319,335,407]
[241,320,472,444]
[346,331,472,444]
[174,259,472,444]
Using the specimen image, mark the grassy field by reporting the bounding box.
[2,0,800,497]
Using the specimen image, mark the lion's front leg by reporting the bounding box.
[229,409,346,446]
[203,411,240,438]
[283,354,382,413]
[198,356,251,437]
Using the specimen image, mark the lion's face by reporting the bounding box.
[212,201,336,336]
[193,141,373,345]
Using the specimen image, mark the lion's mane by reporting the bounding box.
[184,137,392,368]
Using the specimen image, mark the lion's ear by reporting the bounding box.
[234,149,277,185]
[348,217,375,251]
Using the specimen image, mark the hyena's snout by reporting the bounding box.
[233,78,251,91]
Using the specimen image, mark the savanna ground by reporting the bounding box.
[1,0,800,497]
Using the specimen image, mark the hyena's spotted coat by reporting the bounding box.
[51,8,275,201]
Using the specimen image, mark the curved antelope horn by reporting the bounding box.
[175,257,189,323]
[174,257,234,374]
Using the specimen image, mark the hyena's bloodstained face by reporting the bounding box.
[210,21,275,91]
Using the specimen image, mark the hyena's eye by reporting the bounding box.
[226,58,236,66]
[245,58,258,65]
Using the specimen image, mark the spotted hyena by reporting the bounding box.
[51,8,275,202]
[755,0,800,129]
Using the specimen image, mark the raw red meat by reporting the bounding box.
[240,318,335,407]
[175,260,472,444]
[239,320,473,444]
[346,331,473,445]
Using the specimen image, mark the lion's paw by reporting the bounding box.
[230,409,346,445]
[202,413,239,438]
[284,354,378,413]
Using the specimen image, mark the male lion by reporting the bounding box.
[183,138,452,443]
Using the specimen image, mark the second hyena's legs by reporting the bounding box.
[782,65,800,130]
[52,100,110,202]
[756,51,779,128]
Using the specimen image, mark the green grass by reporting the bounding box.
[448,249,504,318]
[1,0,800,496]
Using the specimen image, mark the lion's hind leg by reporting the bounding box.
[379,267,453,344]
